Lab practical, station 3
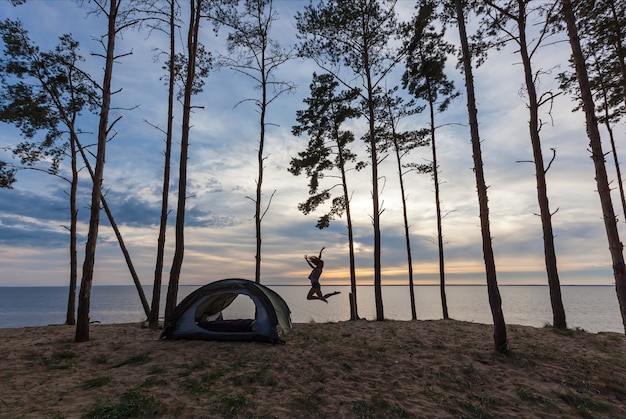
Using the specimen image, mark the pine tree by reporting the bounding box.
[0,21,95,325]
[296,0,404,320]
[453,0,508,352]
[403,0,458,320]
[290,72,363,319]
[479,0,567,329]
[561,0,626,334]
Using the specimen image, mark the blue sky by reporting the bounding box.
[0,0,621,287]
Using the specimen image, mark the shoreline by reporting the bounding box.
[2,285,624,334]
[1,319,625,418]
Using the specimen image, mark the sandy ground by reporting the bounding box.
[1,320,625,418]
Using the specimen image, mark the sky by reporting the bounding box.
[0,0,622,288]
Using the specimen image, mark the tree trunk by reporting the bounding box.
[562,0,626,333]
[604,113,626,224]
[455,0,508,352]
[361,36,383,320]
[254,85,266,284]
[165,0,201,322]
[395,142,417,320]
[337,143,359,320]
[517,2,566,329]
[65,129,78,326]
[76,0,118,342]
[425,76,449,320]
[254,19,270,285]
[149,0,176,329]
[367,76,383,321]
[101,191,151,318]
[385,101,417,321]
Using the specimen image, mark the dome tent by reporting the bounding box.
[160,278,292,344]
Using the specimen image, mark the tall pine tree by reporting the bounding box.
[290,73,363,319]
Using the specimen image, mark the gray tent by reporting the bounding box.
[160,278,292,343]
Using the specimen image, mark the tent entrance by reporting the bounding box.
[221,294,256,320]
[196,292,258,333]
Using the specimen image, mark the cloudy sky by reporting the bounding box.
[0,0,622,288]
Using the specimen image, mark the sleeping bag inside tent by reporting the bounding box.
[160,278,292,343]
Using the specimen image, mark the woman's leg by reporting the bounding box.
[307,287,327,302]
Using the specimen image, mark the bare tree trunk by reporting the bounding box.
[425,77,449,320]
[605,119,626,224]
[76,0,119,342]
[254,85,266,284]
[149,0,176,329]
[102,192,151,318]
[367,73,383,321]
[254,3,268,285]
[344,190,359,320]
[394,143,417,320]
[516,2,566,329]
[65,128,78,326]
[562,0,626,333]
[385,98,417,320]
[455,0,508,352]
[362,47,383,320]
[337,143,359,320]
[165,0,201,323]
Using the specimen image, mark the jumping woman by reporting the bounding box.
[305,247,340,303]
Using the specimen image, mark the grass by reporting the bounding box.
[182,367,226,395]
[41,350,77,370]
[557,391,611,418]
[601,377,626,401]
[218,393,249,416]
[142,375,168,388]
[353,399,372,418]
[462,363,478,376]
[85,389,157,419]
[111,352,151,368]
[516,385,556,411]
[92,354,109,365]
[293,387,325,412]
[80,376,111,390]
[353,397,409,419]
[458,400,491,419]
[231,364,278,387]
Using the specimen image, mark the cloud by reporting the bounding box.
[0,1,622,289]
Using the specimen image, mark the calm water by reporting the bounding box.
[0,285,623,333]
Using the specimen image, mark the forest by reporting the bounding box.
[0,0,625,351]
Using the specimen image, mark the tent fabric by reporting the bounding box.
[160,278,292,343]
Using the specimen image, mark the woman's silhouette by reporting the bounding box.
[305,247,340,303]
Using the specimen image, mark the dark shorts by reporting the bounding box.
[310,280,321,289]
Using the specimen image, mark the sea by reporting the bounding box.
[0,285,623,334]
